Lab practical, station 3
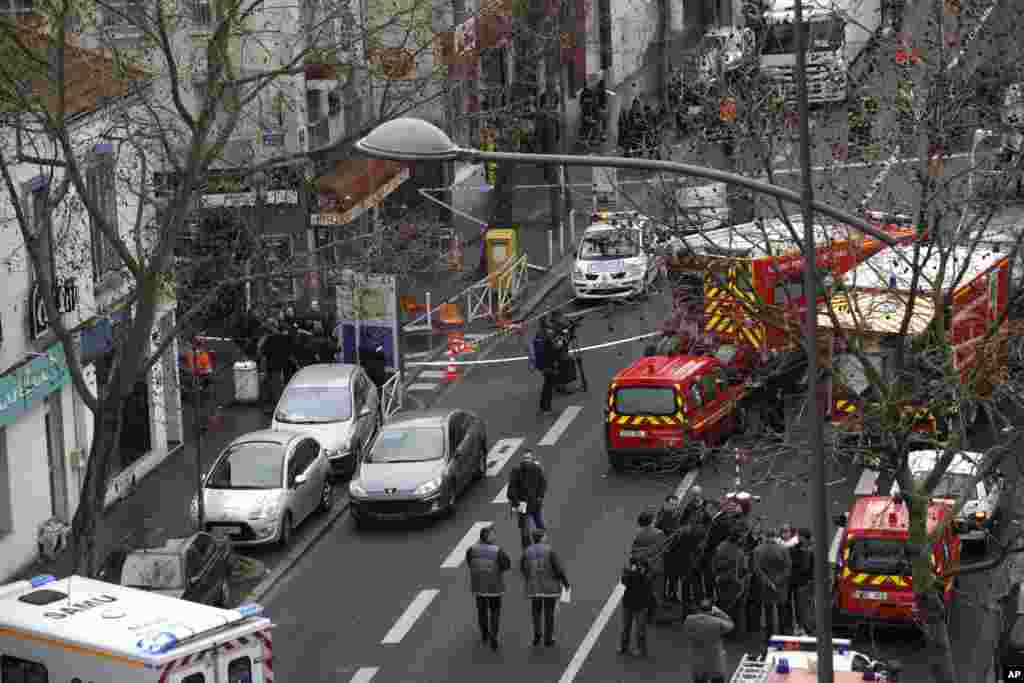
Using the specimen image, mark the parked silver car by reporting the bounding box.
[349,409,488,526]
[272,363,381,479]
[203,430,333,547]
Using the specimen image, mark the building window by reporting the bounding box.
[328,90,341,117]
[23,179,55,285]
[0,0,33,14]
[101,0,144,27]
[87,156,119,281]
[191,0,213,25]
[306,90,323,122]
[0,427,10,534]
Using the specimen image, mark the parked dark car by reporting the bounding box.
[98,532,232,606]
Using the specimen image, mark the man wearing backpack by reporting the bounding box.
[531,316,558,415]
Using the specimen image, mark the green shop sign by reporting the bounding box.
[0,343,72,427]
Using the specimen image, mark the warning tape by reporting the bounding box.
[405,331,661,367]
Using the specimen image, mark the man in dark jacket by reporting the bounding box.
[521,529,570,646]
[508,452,548,549]
[619,556,656,656]
[655,495,683,602]
[683,600,734,683]
[630,511,667,614]
[466,525,512,650]
[259,323,295,412]
[789,528,814,634]
[534,317,558,414]
[751,530,793,637]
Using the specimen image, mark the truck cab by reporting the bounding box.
[831,496,959,625]
[605,354,744,470]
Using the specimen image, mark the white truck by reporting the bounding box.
[730,635,899,682]
[0,574,275,682]
[760,0,882,104]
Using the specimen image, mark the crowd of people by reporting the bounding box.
[618,97,667,158]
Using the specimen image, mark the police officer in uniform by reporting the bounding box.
[465,525,512,650]
[521,529,570,646]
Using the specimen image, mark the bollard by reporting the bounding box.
[548,229,554,267]
[569,209,576,244]
[559,220,565,255]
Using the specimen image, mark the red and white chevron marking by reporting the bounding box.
[157,630,272,683]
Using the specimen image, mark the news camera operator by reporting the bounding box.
[548,312,580,394]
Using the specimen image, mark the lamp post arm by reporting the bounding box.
[454,148,896,246]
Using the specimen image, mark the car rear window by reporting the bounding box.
[208,443,284,489]
[847,538,911,576]
[614,387,677,416]
[276,386,352,423]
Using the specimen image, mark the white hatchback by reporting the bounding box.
[571,219,660,300]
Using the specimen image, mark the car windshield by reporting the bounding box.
[914,470,975,500]
[847,538,911,576]
[579,232,640,259]
[121,554,183,590]
[276,386,352,423]
[207,443,284,489]
[764,17,843,54]
[368,428,445,463]
[614,387,677,416]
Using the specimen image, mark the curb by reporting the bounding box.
[244,499,351,604]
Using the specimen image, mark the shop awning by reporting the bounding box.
[312,159,411,226]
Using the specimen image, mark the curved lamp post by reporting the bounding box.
[355,117,899,247]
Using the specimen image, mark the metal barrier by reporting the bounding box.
[403,252,530,332]
[382,372,404,422]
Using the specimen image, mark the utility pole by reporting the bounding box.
[793,0,834,679]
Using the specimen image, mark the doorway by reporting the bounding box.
[45,394,68,521]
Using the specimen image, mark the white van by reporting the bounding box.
[571,211,661,300]
[0,574,274,683]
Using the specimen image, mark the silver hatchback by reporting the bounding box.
[203,430,333,547]
[272,364,381,479]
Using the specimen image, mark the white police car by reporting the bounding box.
[571,212,661,300]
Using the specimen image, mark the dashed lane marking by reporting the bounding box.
[854,468,879,496]
[381,590,439,644]
[350,667,380,683]
[493,484,509,504]
[407,383,440,392]
[538,406,583,446]
[486,438,524,477]
[675,469,699,499]
[558,584,626,683]
[441,521,493,568]
[420,370,447,379]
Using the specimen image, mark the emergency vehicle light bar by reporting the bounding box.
[767,635,852,653]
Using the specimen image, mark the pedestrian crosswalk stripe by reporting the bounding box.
[407,383,440,392]
[350,667,380,683]
[381,590,439,644]
[538,406,582,446]
[486,438,524,476]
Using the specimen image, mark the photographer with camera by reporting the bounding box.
[530,316,559,415]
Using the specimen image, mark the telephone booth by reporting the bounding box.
[485,228,518,288]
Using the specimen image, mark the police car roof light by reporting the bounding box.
[236,603,264,618]
[30,574,56,588]
[137,631,178,654]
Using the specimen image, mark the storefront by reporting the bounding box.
[0,342,77,580]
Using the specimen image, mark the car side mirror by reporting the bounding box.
[293,473,308,487]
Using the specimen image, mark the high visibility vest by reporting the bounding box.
[184,349,213,376]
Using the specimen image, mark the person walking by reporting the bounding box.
[630,511,667,615]
[259,322,295,413]
[466,525,512,650]
[788,528,814,635]
[507,452,548,550]
[655,495,683,602]
[682,599,734,683]
[530,316,558,415]
[521,529,570,646]
[751,529,794,638]
[618,556,656,657]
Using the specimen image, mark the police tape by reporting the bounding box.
[405,331,661,367]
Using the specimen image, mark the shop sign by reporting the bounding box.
[201,190,299,207]
[0,342,72,427]
[310,168,411,227]
[30,280,79,339]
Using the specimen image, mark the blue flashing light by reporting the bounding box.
[137,632,178,654]
[236,603,264,618]
[776,657,790,674]
[30,575,56,588]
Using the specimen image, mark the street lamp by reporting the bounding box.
[357,116,859,680]
[356,118,899,246]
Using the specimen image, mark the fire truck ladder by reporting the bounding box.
[729,654,771,683]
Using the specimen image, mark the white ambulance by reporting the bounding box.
[0,574,275,683]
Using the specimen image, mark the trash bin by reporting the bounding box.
[233,361,260,403]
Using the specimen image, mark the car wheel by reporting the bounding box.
[320,480,334,513]
[278,512,293,548]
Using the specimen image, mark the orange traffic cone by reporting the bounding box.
[445,349,458,382]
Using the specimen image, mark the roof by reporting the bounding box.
[843,245,1007,293]
[818,291,936,335]
[0,576,269,664]
[613,355,713,384]
[382,409,454,429]
[907,450,983,477]
[0,17,149,118]
[227,429,300,448]
[288,363,358,387]
[847,496,951,535]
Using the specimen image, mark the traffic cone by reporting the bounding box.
[445,349,458,382]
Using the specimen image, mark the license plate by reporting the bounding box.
[620,430,646,438]
[854,590,887,601]
[213,526,241,538]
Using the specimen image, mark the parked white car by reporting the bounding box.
[571,212,661,300]
[203,429,333,547]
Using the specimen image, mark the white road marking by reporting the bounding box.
[406,383,440,392]
[493,484,509,504]
[486,438,524,476]
[829,526,845,566]
[441,521,493,568]
[854,468,879,496]
[558,584,626,683]
[350,667,380,683]
[538,406,583,446]
[406,331,661,367]
[675,469,699,499]
[381,589,439,644]
[420,370,447,379]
